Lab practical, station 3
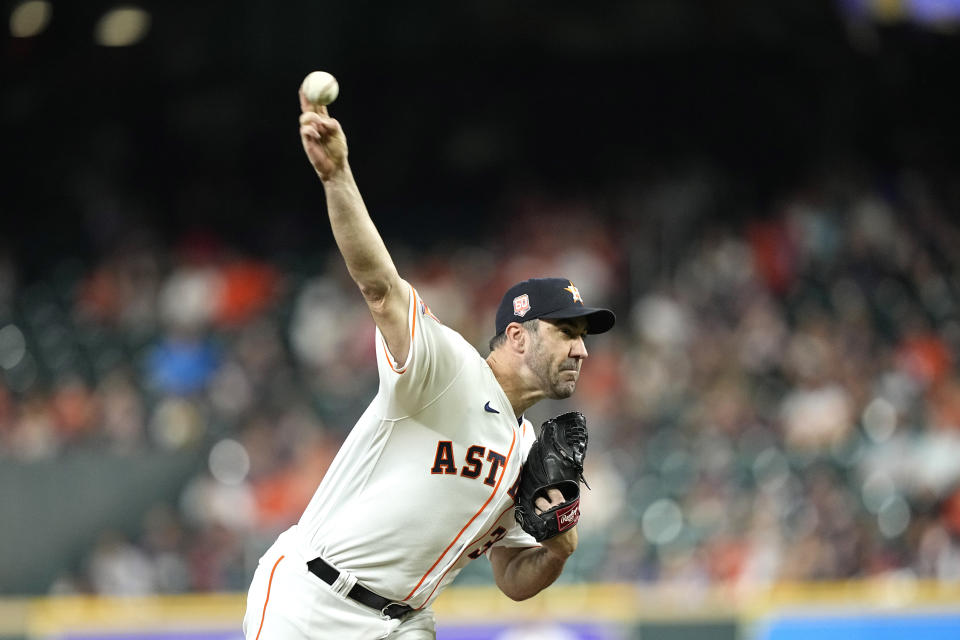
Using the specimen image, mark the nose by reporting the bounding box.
[570,336,588,360]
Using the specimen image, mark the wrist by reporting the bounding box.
[319,161,353,186]
[541,527,578,560]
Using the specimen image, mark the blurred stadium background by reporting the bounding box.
[3,0,960,638]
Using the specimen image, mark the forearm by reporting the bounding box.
[322,165,401,302]
[300,103,409,358]
[494,546,569,601]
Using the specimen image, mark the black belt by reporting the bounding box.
[306,557,413,620]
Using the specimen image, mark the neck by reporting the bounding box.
[486,351,543,418]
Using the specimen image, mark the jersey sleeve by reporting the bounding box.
[374,283,469,418]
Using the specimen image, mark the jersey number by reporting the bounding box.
[467,526,507,559]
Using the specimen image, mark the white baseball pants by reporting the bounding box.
[243,526,436,639]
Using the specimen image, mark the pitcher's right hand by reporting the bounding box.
[299,88,348,182]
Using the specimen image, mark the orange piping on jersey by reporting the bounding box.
[417,500,532,607]
[381,286,419,374]
[254,554,285,640]
[381,340,406,374]
[416,419,530,606]
[404,428,517,601]
[421,295,441,324]
[463,503,515,550]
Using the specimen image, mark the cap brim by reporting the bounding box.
[539,306,616,335]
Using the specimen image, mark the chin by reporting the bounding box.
[552,384,577,399]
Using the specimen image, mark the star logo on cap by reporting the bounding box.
[564,282,583,304]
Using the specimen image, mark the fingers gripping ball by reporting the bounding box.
[301,71,339,106]
[514,411,589,542]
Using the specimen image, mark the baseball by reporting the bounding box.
[301,71,339,106]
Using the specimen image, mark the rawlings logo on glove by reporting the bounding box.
[556,501,580,531]
[514,411,589,542]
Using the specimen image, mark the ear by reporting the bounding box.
[504,322,526,352]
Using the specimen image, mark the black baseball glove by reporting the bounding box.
[514,411,589,542]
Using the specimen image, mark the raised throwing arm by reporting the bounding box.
[298,89,411,363]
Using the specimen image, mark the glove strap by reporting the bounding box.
[554,497,580,533]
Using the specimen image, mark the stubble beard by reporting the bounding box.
[525,339,577,400]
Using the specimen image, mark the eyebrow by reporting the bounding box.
[553,320,589,336]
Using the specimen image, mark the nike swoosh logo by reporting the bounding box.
[484,401,500,414]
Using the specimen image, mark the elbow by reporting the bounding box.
[358,274,400,308]
[356,270,402,307]
[503,589,527,602]
[499,584,541,602]
[358,280,389,305]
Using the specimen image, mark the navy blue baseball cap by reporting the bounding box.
[494,277,616,336]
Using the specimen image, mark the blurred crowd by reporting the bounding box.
[3,162,960,596]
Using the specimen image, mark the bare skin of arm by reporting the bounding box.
[298,90,411,362]
[489,488,578,601]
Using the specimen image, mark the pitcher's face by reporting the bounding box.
[524,318,589,399]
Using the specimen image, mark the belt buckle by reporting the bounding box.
[380,602,410,619]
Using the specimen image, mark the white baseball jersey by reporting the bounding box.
[295,284,538,610]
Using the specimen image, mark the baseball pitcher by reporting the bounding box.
[242,83,615,639]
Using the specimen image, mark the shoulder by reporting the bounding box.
[418,305,483,363]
